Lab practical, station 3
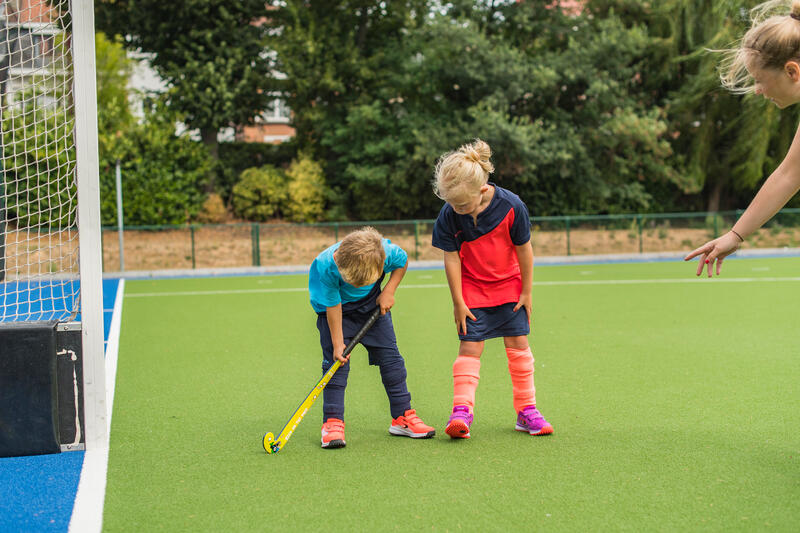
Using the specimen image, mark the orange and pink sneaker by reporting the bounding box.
[321,418,346,449]
[445,405,473,439]
[389,409,436,438]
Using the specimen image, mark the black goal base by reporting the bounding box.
[0,321,85,457]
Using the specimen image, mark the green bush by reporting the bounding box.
[285,155,326,223]
[99,104,212,226]
[216,141,297,202]
[95,41,211,227]
[232,165,287,221]
[196,193,228,223]
[1,100,76,228]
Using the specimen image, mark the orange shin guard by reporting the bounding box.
[452,355,481,411]
[506,347,535,412]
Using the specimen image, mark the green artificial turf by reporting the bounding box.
[103,257,800,531]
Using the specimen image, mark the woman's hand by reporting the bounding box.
[684,231,742,277]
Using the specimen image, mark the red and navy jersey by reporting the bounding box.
[432,184,531,308]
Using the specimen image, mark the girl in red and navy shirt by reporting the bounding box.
[432,139,553,439]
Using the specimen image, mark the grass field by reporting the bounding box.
[103,257,800,532]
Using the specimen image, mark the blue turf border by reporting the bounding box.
[0,279,119,533]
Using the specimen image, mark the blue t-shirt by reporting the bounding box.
[309,239,408,313]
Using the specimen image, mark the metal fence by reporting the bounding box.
[99,209,800,272]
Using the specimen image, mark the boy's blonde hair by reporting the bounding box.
[336,226,385,287]
[432,139,495,203]
[719,0,800,93]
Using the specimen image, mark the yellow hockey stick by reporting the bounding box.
[263,307,381,454]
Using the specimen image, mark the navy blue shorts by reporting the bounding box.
[458,302,530,342]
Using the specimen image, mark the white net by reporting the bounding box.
[0,0,79,322]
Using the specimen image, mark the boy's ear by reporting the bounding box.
[785,60,800,81]
[480,184,490,193]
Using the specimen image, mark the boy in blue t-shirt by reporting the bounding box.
[309,226,435,449]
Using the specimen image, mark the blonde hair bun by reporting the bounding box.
[433,139,494,201]
[463,140,494,174]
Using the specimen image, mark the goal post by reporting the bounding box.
[72,0,107,452]
[0,0,106,456]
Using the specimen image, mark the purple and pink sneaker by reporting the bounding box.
[445,405,473,439]
[515,405,553,436]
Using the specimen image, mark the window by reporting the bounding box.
[262,96,290,123]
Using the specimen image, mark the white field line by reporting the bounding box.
[68,279,125,533]
[124,276,800,298]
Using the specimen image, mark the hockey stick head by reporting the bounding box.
[263,432,278,454]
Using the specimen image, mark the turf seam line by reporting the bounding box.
[123,276,800,298]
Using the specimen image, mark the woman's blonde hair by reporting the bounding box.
[432,139,495,202]
[336,226,385,287]
[720,0,800,93]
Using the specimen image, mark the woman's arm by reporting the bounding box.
[686,124,800,276]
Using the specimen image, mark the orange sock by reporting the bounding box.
[506,346,535,412]
[452,355,481,411]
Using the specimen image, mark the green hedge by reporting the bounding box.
[216,141,297,202]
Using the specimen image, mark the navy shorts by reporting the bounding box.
[458,302,530,342]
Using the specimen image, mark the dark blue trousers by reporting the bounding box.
[317,309,412,422]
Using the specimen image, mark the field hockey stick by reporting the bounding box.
[263,306,381,454]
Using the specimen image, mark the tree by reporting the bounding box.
[664,0,800,212]
[486,1,684,214]
[94,34,212,225]
[323,11,547,218]
[95,0,278,191]
[268,1,433,218]
[268,0,430,150]
[96,32,134,163]
[274,0,684,218]
[98,99,213,226]
[594,0,800,212]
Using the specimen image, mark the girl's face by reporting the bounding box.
[447,184,491,217]
[747,57,800,108]
[448,184,491,217]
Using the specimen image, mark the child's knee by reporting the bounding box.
[506,346,534,373]
[379,356,407,385]
[503,335,529,351]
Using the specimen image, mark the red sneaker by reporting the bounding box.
[321,418,346,449]
[389,409,436,438]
